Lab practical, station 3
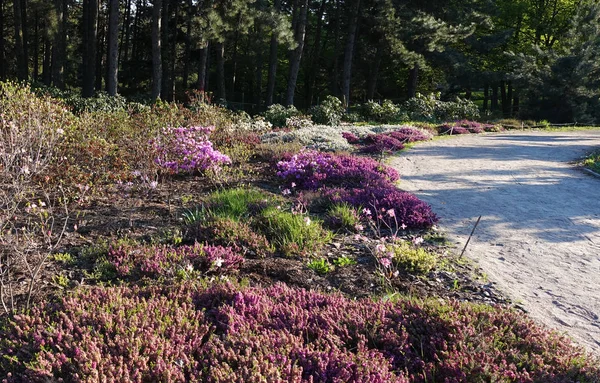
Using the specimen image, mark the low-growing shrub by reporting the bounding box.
[403,93,480,122]
[264,104,301,127]
[325,186,438,230]
[276,150,399,190]
[106,243,243,278]
[342,131,360,144]
[361,134,405,154]
[152,125,231,174]
[285,115,314,130]
[383,241,438,274]
[436,124,470,135]
[258,207,333,256]
[192,217,275,258]
[309,95,345,126]
[583,151,600,172]
[326,203,360,231]
[1,283,597,382]
[261,124,354,152]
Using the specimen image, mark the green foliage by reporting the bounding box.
[583,151,600,173]
[203,188,275,221]
[307,258,333,274]
[326,203,360,231]
[403,93,480,122]
[264,104,301,127]
[258,207,333,256]
[387,241,438,274]
[51,253,74,265]
[309,96,345,126]
[333,255,357,267]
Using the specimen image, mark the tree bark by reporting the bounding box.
[95,7,105,91]
[407,65,419,99]
[216,42,226,102]
[42,22,51,85]
[506,81,513,117]
[168,0,178,100]
[366,42,383,100]
[229,13,242,102]
[107,0,119,95]
[51,0,66,89]
[483,83,489,112]
[82,0,98,97]
[33,8,38,80]
[197,42,208,92]
[254,32,264,107]
[341,0,360,108]
[151,0,162,100]
[491,84,498,111]
[161,0,170,99]
[329,0,340,95]
[500,80,509,117]
[182,0,193,89]
[305,0,326,107]
[285,0,308,106]
[0,0,5,80]
[512,94,519,116]
[13,0,27,80]
[265,0,280,106]
[120,0,132,67]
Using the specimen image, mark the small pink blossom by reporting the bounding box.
[380,257,392,268]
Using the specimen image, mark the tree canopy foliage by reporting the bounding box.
[0,0,598,122]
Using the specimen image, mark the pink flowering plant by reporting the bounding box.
[151,125,231,174]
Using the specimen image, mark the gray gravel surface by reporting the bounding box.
[390,130,600,354]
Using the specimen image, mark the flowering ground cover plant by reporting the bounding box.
[152,125,231,174]
[106,242,243,278]
[276,150,399,190]
[342,126,433,153]
[1,282,597,382]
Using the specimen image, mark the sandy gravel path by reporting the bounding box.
[390,130,600,354]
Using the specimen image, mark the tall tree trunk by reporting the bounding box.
[341,0,360,108]
[407,65,418,99]
[229,13,242,102]
[0,0,5,80]
[483,83,489,112]
[500,80,509,117]
[216,42,226,102]
[51,0,66,88]
[161,0,170,99]
[329,0,340,95]
[265,0,281,106]
[168,0,177,100]
[512,94,519,116]
[131,0,141,63]
[82,0,98,97]
[253,33,263,107]
[13,0,27,80]
[182,0,193,89]
[21,0,28,73]
[285,0,308,106]
[95,7,105,91]
[506,81,513,116]
[33,8,38,80]
[491,84,498,111]
[107,0,119,95]
[366,42,383,100]
[42,23,51,85]
[197,42,208,92]
[120,0,132,67]
[151,0,162,100]
[305,0,326,107]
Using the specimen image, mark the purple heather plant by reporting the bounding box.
[437,124,470,135]
[152,125,231,174]
[386,127,433,143]
[1,283,597,382]
[324,185,438,230]
[107,242,243,278]
[342,131,361,144]
[361,134,405,154]
[276,150,399,190]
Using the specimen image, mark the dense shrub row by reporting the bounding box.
[1,283,597,382]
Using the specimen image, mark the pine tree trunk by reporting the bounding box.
[285,0,308,106]
[216,42,226,102]
[42,24,51,85]
[82,0,98,97]
[229,17,241,102]
[512,94,519,116]
[341,0,360,108]
[491,84,498,111]
[500,80,509,117]
[21,0,28,74]
[131,0,141,62]
[51,0,66,88]
[107,0,119,95]
[182,0,193,89]
[197,42,208,92]
[506,81,513,117]
[0,0,4,80]
[305,0,326,107]
[254,34,263,107]
[121,0,132,66]
[329,0,340,95]
[33,8,38,80]
[168,0,178,100]
[161,0,170,100]
[407,65,419,99]
[151,0,162,100]
[13,0,27,80]
[366,43,383,100]
[95,8,105,91]
[265,0,280,106]
[483,83,489,112]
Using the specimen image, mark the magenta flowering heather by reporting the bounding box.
[152,125,231,174]
[1,283,598,382]
[276,150,399,190]
[107,243,243,278]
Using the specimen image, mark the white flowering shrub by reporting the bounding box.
[285,115,314,130]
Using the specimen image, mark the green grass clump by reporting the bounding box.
[583,151,600,173]
[326,203,360,231]
[204,188,273,220]
[258,207,333,256]
[307,258,333,274]
[388,241,438,274]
